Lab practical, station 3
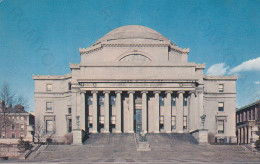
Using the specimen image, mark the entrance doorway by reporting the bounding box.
[134,109,142,133]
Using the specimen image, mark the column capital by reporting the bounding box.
[165,91,173,94]
[80,91,86,94]
[103,91,110,94]
[128,91,135,94]
[91,90,98,94]
[177,91,185,95]
[141,91,148,94]
[115,91,122,94]
[189,90,196,95]
[153,91,161,94]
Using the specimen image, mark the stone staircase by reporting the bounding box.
[27,133,260,162]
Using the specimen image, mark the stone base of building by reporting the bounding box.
[191,129,209,145]
[72,129,83,145]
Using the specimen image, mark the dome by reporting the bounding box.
[95,25,169,43]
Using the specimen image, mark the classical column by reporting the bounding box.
[189,91,196,131]
[165,91,172,133]
[104,91,110,133]
[141,91,148,133]
[92,91,98,133]
[128,91,134,133]
[80,91,86,131]
[176,91,184,133]
[115,91,122,133]
[197,90,203,129]
[241,127,244,144]
[238,128,241,144]
[245,126,248,144]
[154,91,160,133]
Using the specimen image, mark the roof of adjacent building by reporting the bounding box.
[0,101,28,114]
[236,99,260,112]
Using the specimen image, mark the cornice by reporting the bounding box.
[203,75,238,80]
[79,42,190,55]
[33,73,72,80]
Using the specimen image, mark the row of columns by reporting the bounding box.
[238,126,249,144]
[80,90,197,133]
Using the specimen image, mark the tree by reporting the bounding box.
[0,81,29,138]
[34,119,56,143]
[0,81,29,109]
[34,119,46,143]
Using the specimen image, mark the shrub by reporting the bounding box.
[17,137,32,152]
[255,138,260,150]
[208,132,215,144]
[64,133,73,144]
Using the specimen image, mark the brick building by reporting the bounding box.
[0,100,34,142]
[236,100,260,146]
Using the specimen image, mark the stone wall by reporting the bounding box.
[0,144,21,158]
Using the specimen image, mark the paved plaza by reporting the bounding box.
[3,133,259,163]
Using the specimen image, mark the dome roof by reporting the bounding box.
[95,25,169,43]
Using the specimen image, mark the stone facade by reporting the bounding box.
[33,25,237,144]
[236,100,260,146]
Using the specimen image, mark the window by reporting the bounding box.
[21,117,24,121]
[68,119,72,133]
[2,133,5,138]
[11,124,15,130]
[68,108,71,114]
[99,96,104,106]
[68,82,72,91]
[110,96,116,106]
[252,109,255,120]
[111,115,116,125]
[87,96,93,105]
[159,96,164,106]
[20,133,24,138]
[99,116,104,124]
[249,110,251,120]
[20,124,24,130]
[171,97,176,106]
[46,120,54,133]
[218,84,224,92]
[183,97,187,106]
[218,102,224,112]
[46,84,52,92]
[183,116,187,129]
[88,116,93,128]
[160,116,164,129]
[171,116,176,129]
[1,125,4,130]
[217,120,224,133]
[46,102,53,111]
[11,133,15,139]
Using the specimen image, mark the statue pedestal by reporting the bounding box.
[137,141,151,151]
[72,129,83,145]
[191,129,209,145]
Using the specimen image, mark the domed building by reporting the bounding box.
[33,25,237,145]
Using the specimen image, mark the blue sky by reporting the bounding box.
[0,0,260,111]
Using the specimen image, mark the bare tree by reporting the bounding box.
[34,119,56,143]
[0,81,29,138]
[34,119,46,143]
[0,81,29,109]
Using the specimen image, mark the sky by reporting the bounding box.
[0,0,260,111]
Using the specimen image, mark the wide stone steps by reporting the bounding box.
[30,133,260,162]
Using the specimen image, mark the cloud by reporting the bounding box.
[229,57,260,74]
[254,81,260,85]
[206,63,229,76]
